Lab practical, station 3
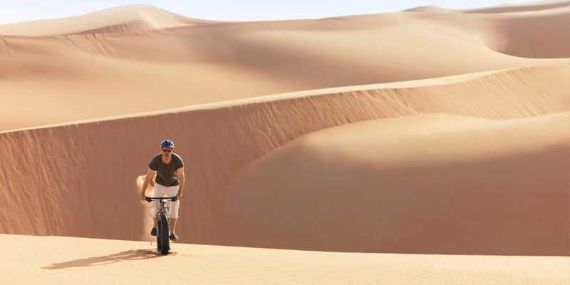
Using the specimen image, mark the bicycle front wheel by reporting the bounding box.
[157,213,170,255]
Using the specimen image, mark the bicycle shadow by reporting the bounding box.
[42,249,163,270]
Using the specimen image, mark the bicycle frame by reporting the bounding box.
[146,197,177,222]
[145,196,177,254]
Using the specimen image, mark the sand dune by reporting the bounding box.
[480,5,570,57]
[1,3,569,130]
[0,5,207,36]
[223,113,569,255]
[0,64,567,252]
[0,1,569,283]
[466,0,570,14]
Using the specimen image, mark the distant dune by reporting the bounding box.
[0,2,568,130]
[0,1,568,283]
[465,0,570,14]
[0,5,210,36]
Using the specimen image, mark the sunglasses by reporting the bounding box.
[162,149,172,153]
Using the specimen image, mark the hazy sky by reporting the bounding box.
[0,0,533,24]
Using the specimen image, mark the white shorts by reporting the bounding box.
[152,183,180,219]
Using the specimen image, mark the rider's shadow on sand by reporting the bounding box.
[42,249,168,270]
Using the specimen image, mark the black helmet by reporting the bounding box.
[160,139,175,149]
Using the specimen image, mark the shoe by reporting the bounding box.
[169,233,178,241]
[150,227,157,236]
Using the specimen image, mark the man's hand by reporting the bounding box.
[141,168,156,202]
[176,167,185,201]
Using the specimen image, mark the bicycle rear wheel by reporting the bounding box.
[156,213,170,255]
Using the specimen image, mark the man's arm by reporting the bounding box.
[176,167,185,199]
[140,168,156,201]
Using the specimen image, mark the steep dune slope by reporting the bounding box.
[0,64,567,254]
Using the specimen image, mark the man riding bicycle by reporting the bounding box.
[139,139,185,241]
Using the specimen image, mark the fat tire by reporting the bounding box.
[157,213,170,255]
[156,218,162,253]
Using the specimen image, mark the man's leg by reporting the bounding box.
[150,184,166,236]
[168,185,180,236]
[170,218,177,234]
[169,200,180,235]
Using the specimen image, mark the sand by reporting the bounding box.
[1,3,568,130]
[1,234,568,285]
[224,113,569,254]
[0,63,567,244]
[0,0,569,284]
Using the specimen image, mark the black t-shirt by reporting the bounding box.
[148,153,184,186]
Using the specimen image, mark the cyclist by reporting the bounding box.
[139,139,185,241]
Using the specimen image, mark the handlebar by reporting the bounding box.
[145,196,178,202]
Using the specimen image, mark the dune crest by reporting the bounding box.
[0,5,208,36]
[466,0,570,14]
[404,6,450,12]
